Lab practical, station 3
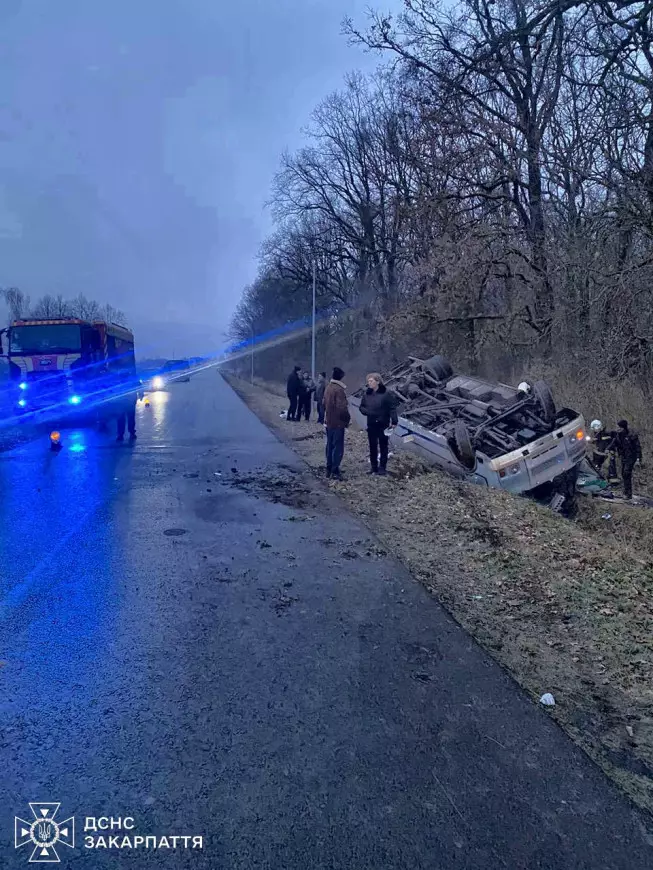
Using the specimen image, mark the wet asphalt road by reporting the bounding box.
[1,370,652,869]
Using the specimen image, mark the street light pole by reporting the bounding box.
[250,322,254,385]
[311,258,316,381]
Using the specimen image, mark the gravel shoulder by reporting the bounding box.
[227,374,653,816]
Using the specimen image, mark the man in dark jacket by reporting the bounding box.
[286,366,302,421]
[323,367,350,479]
[315,372,327,424]
[360,372,398,475]
[610,419,642,499]
[298,371,315,421]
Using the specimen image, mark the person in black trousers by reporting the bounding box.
[114,368,138,442]
[315,372,327,424]
[298,371,315,421]
[286,366,302,421]
[610,419,643,499]
[359,372,398,475]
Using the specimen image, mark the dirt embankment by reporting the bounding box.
[226,374,653,815]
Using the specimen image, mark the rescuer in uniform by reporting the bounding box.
[589,419,614,472]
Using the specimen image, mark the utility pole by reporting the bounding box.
[311,258,317,381]
[250,322,254,385]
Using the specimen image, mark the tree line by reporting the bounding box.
[230,0,653,393]
[1,287,127,327]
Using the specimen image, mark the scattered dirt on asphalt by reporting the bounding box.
[224,466,321,511]
[226,374,653,815]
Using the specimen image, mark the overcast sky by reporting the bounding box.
[0,0,395,358]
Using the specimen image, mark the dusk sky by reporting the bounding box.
[0,0,396,358]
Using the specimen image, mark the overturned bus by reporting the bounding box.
[349,355,587,494]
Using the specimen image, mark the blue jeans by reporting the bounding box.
[326,428,345,472]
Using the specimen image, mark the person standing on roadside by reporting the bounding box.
[114,367,139,442]
[610,419,642,499]
[359,372,398,475]
[315,372,327,424]
[286,365,302,421]
[323,367,350,479]
[299,370,315,421]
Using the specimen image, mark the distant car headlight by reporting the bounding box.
[19,382,28,390]
[152,376,164,389]
[18,398,27,408]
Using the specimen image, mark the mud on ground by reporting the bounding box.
[227,374,653,815]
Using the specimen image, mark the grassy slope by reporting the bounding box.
[228,374,653,815]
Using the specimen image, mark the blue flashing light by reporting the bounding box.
[69,395,82,405]
[19,382,28,390]
[18,399,27,408]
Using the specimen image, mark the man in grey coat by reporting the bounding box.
[314,372,327,424]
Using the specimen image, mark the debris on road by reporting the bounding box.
[273,591,298,614]
[539,693,556,707]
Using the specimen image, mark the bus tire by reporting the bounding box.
[423,355,454,381]
[453,420,476,470]
[533,380,556,425]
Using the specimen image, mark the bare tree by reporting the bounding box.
[1,287,31,321]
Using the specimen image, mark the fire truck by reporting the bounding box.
[0,317,136,417]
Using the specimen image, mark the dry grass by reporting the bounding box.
[227,373,653,815]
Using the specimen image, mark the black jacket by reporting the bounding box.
[287,370,301,399]
[359,384,398,430]
[610,429,642,465]
[591,428,615,458]
[298,376,315,397]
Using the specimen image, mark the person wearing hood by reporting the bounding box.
[315,372,327,424]
[286,365,302,421]
[610,419,642,499]
[323,367,350,479]
[359,373,398,475]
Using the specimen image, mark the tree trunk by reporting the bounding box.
[527,145,552,352]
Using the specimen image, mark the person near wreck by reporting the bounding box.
[323,367,350,479]
[286,365,302,421]
[589,419,614,472]
[610,419,642,499]
[359,372,398,475]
